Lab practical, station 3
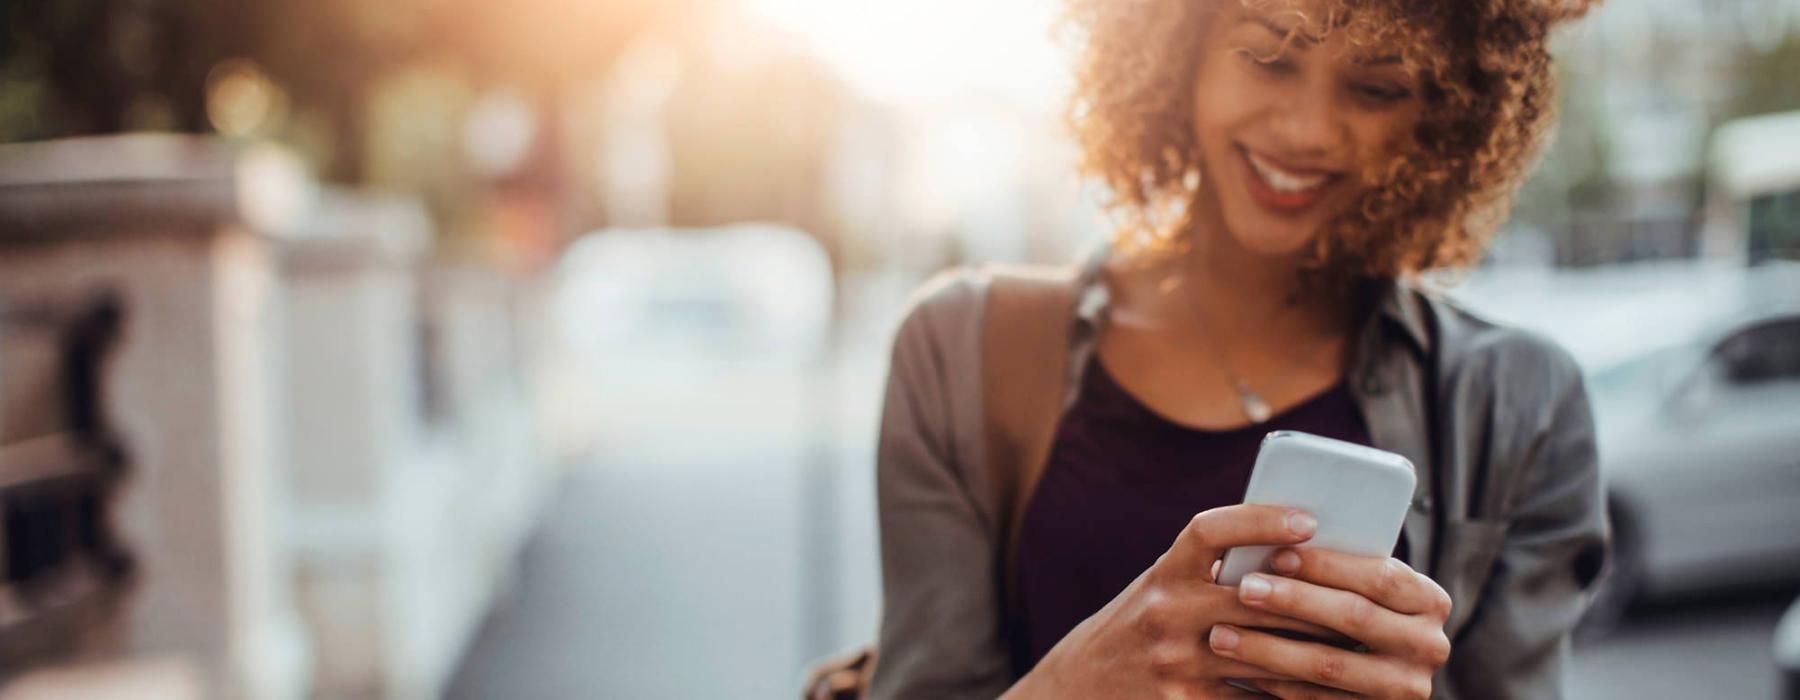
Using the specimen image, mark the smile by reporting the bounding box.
[1246,150,1330,192]
[1238,145,1341,213]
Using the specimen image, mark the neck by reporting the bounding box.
[1177,202,1348,344]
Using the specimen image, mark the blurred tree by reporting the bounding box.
[1722,32,1800,121]
[252,0,439,181]
[0,0,855,263]
[0,0,249,136]
[0,0,422,171]
[655,11,852,267]
[0,0,672,182]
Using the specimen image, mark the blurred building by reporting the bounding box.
[1530,0,1800,266]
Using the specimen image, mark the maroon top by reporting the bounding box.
[1012,357,1399,671]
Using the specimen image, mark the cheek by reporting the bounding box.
[1191,76,1263,171]
[1348,112,1422,177]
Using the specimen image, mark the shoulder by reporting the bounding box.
[1419,290,1586,404]
[886,268,990,371]
[1416,289,1598,516]
[897,268,989,337]
[889,262,1085,354]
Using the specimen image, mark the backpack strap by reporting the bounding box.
[799,264,1083,700]
[981,264,1083,627]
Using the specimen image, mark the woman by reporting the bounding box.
[868,0,1607,697]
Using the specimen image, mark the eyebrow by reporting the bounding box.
[1246,16,1405,66]
[1356,54,1404,67]
[1249,16,1317,48]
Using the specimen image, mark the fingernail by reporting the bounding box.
[1272,549,1302,573]
[1287,512,1317,537]
[1240,574,1271,602]
[1209,625,1240,652]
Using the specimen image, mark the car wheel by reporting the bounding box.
[1578,498,1643,642]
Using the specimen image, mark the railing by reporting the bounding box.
[0,293,132,671]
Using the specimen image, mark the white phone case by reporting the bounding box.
[1215,431,1416,586]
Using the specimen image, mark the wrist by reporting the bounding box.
[1001,668,1053,700]
[1004,645,1081,700]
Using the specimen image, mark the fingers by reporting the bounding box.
[1209,625,1431,700]
[1248,679,1360,699]
[1235,573,1448,663]
[1151,649,1289,685]
[1133,585,1345,684]
[1140,581,1341,643]
[1220,606,1346,644]
[1159,505,1317,582]
[1138,611,1295,683]
[1270,548,1451,620]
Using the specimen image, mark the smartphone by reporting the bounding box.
[1216,431,1416,586]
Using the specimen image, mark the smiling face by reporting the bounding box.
[1190,3,1425,258]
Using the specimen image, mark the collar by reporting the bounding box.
[1369,275,1433,358]
[1068,246,1433,358]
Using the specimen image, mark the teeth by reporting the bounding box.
[1246,151,1329,193]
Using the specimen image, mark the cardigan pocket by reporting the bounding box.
[1438,518,1509,638]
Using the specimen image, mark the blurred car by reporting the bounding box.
[1454,261,1800,631]
[1779,593,1800,699]
[544,224,836,460]
[1586,302,1800,621]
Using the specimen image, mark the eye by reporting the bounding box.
[1351,82,1412,105]
[1237,49,1297,76]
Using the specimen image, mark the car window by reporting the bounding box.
[1590,345,1683,402]
[1710,317,1800,386]
[1587,341,1709,428]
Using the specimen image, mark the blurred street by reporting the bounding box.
[4,0,1800,697]
[1572,591,1795,700]
[444,292,1800,697]
[447,276,898,699]
[443,446,1799,698]
[445,459,820,699]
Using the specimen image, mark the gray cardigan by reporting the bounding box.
[870,261,1609,699]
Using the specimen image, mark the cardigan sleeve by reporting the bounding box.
[868,271,1017,700]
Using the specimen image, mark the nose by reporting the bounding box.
[1266,84,1346,161]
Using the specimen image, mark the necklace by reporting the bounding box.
[1171,272,1304,425]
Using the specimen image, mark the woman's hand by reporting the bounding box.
[1210,548,1453,699]
[1006,504,1338,699]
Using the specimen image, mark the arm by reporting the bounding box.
[868,275,1016,700]
[869,272,1340,699]
[1440,357,1609,700]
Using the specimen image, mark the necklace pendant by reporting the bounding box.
[1240,391,1273,424]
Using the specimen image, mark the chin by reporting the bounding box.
[1220,205,1325,257]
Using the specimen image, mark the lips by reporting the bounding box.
[1238,145,1341,214]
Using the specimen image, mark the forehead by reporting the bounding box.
[1232,0,1346,32]
[1224,0,1427,49]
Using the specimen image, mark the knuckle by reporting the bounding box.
[1310,654,1347,685]
[1145,640,1196,675]
[1405,674,1435,700]
[1134,591,1175,639]
[1432,587,1455,620]
[1346,595,1379,631]
[1186,512,1217,548]
[1422,631,1452,667]
[1374,560,1406,598]
[1156,679,1206,700]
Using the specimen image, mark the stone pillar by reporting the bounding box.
[0,134,312,699]
[277,191,437,699]
[278,191,548,700]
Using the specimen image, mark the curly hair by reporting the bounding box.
[1062,0,1599,280]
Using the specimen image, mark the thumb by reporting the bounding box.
[1158,505,1315,583]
